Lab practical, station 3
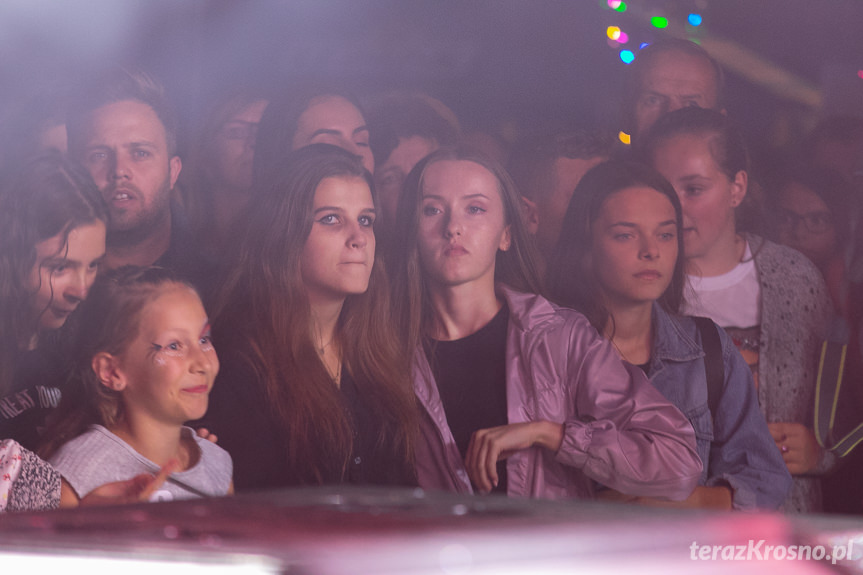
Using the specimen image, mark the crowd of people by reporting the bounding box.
[1,38,862,516]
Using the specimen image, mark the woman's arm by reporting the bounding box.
[465,421,563,493]
[556,325,702,500]
[705,328,792,509]
[59,478,81,508]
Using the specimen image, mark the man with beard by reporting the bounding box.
[66,70,211,289]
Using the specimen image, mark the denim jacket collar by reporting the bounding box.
[651,303,704,364]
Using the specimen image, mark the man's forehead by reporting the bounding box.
[83,99,168,145]
[640,51,719,97]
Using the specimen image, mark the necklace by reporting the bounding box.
[321,346,342,385]
[610,339,632,364]
[317,336,335,356]
[313,320,341,384]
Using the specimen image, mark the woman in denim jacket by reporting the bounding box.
[388,146,702,500]
[548,161,791,510]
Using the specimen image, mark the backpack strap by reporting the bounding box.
[693,316,724,418]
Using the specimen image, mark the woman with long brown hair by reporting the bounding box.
[388,145,701,499]
[203,143,416,490]
[546,160,790,509]
[0,153,107,451]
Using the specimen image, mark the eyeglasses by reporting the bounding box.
[776,209,834,234]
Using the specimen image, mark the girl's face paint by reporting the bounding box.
[112,284,219,427]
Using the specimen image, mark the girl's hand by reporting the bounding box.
[195,427,219,444]
[768,422,821,474]
[465,421,563,493]
[80,459,180,506]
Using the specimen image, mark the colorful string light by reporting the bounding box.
[599,3,706,66]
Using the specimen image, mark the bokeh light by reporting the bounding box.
[639,42,650,49]
[618,131,632,145]
[607,26,621,40]
[619,50,635,64]
[613,1,627,12]
[607,0,622,9]
[651,16,669,29]
[688,13,703,26]
[617,31,629,44]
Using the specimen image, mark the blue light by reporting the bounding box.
[639,42,649,50]
[688,13,703,26]
[620,50,635,64]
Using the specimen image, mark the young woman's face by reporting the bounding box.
[651,133,745,261]
[211,99,268,193]
[27,220,106,333]
[591,186,678,308]
[417,160,511,290]
[776,181,836,267]
[111,284,218,426]
[292,95,374,174]
[300,175,376,306]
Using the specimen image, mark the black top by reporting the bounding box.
[340,371,415,486]
[199,351,416,492]
[0,345,66,452]
[427,305,509,494]
[153,206,218,304]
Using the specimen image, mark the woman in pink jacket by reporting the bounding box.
[388,146,702,499]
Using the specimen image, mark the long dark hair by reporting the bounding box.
[214,143,416,484]
[252,87,368,187]
[546,161,685,334]
[40,266,192,459]
[183,90,269,240]
[388,145,543,355]
[0,153,107,395]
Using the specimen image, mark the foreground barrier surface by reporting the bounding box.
[0,486,860,574]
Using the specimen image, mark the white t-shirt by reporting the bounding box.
[682,241,761,329]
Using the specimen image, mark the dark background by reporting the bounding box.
[2,0,862,156]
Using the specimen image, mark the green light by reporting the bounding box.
[651,16,669,29]
[614,1,627,12]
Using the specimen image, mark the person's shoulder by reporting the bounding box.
[751,235,830,307]
[186,428,233,493]
[49,425,111,458]
[499,284,593,333]
[190,427,232,464]
[751,235,822,280]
